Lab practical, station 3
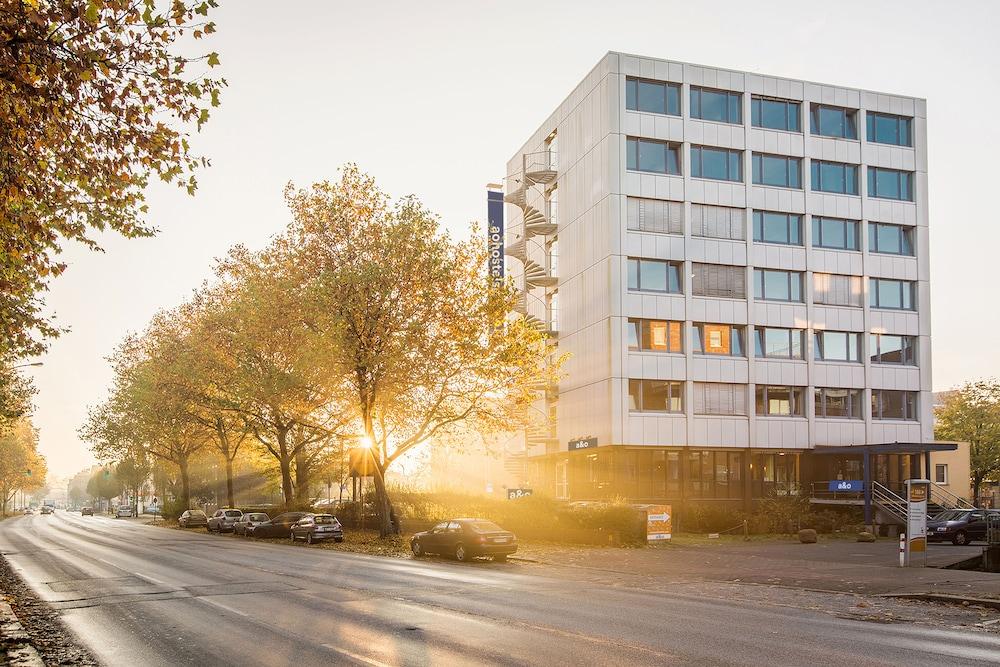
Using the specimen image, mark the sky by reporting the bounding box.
[20,0,1000,476]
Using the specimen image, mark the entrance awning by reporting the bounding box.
[811,442,958,455]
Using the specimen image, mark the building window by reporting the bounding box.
[867,167,914,201]
[869,334,917,365]
[753,211,802,245]
[868,222,914,256]
[693,323,745,357]
[626,77,681,116]
[753,269,803,302]
[815,388,864,419]
[687,451,744,499]
[626,137,680,174]
[754,327,804,360]
[627,258,682,293]
[693,383,748,416]
[869,278,915,310]
[755,385,806,417]
[627,319,683,353]
[935,463,948,484]
[812,217,859,251]
[810,160,859,195]
[752,153,802,189]
[813,273,863,307]
[871,389,918,420]
[814,331,862,363]
[691,204,745,240]
[691,146,743,182]
[628,379,684,413]
[810,104,858,139]
[691,263,746,299]
[866,112,912,147]
[627,197,683,235]
[690,87,742,124]
[751,96,801,132]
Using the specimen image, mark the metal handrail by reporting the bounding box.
[871,481,907,524]
[524,150,558,173]
[930,482,976,511]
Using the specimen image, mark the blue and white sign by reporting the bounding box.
[487,188,504,287]
[828,479,864,492]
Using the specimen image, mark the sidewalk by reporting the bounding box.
[515,536,1000,599]
[0,597,43,666]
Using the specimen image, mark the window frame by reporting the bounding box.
[866,111,913,147]
[628,379,685,413]
[690,145,743,182]
[627,257,683,294]
[693,323,746,357]
[871,389,918,421]
[625,77,681,116]
[869,333,917,366]
[751,96,801,132]
[755,385,806,417]
[934,463,948,485]
[810,160,860,195]
[867,167,914,201]
[869,278,916,310]
[812,216,860,251]
[814,330,863,363]
[753,268,803,302]
[814,387,865,419]
[751,153,802,189]
[690,86,742,124]
[809,104,858,139]
[752,210,802,246]
[626,137,681,175]
[868,222,915,256]
[753,327,805,360]
[627,318,684,353]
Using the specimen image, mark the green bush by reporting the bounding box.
[161,498,188,521]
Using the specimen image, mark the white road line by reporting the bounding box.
[320,643,392,667]
[198,597,249,618]
[135,572,166,585]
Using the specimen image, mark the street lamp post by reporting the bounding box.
[9,362,43,370]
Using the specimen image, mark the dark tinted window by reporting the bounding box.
[471,521,504,532]
[626,78,681,116]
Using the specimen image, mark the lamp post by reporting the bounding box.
[9,362,43,370]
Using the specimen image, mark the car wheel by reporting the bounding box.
[306,533,313,545]
[334,536,343,543]
[953,531,969,546]
[290,530,296,541]
[455,543,468,562]
[412,540,423,557]
[494,554,507,563]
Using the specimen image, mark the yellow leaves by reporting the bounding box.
[207,52,220,67]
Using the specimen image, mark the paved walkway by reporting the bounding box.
[516,537,1000,599]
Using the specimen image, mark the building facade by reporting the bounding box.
[504,52,932,507]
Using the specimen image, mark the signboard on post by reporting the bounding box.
[905,479,930,566]
[828,480,863,492]
[647,505,672,542]
[487,187,505,288]
[507,488,533,500]
[568,437,597,452]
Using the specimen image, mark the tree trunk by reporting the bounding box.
[225,458,235,508]
[370,458,398,537]
[294,448,310,505]
[973,474,984,507]
[178,457,191,509]
[275,426,294,506]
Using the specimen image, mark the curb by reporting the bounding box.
[0,598,44,666]
[880,592,1000,610]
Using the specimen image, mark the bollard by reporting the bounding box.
[898,532,906,567]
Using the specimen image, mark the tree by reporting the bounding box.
[115,447,152,510]
[0,418,46,516]
[86,466,122,512]
[0,361,35,433]
[1,0,225,359]
[935,379,1000,505]
[284,167,561,536]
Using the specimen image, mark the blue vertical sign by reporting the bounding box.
[487,188,504,287]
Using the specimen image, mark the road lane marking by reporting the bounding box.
[198,597,249,618]
[135,572,166,585]
[320,643,392,667]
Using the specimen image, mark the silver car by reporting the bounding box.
[115,505,133,518]
[207,508,244,533]
[234,512,270,536]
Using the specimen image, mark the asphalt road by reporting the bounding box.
[1,511,999,666]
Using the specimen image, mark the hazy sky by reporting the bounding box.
[21,0,1000,476]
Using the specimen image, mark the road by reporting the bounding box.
[1,511,998,666]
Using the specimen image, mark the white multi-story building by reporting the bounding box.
[504,52,934,508]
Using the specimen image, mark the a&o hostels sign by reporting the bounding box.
[487,187,504,287]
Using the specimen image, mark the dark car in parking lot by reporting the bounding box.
[247,512,308,538]
[290,514,344,544]
[178,509,208,528]
[410,518,517,562]
[233,512,270,536]
[927,509,1000,545]
[80,507,94,516]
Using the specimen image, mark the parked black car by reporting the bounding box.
[290,514,344,544]
[410,518,517,562]
[247,512,309,538]
[927,509,1000,545]
[80,507,94,516]
[178,509,208,528]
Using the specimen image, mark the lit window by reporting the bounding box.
[627,319,683,353]
[693,323,745,357]
[755,386,806,417]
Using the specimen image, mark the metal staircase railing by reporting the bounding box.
[930,482,976,511]
[871,481,907,524]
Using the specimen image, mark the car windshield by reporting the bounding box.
[224,510,242,517]
[934,510,969,521]
[189,511,206,517]
[314,515,336,524]
[248,513,268,521]
[470,521,504,532]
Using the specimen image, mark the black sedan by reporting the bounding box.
[927,509,999,545]
[410,518,517,562]
[247,512,309,538]
[178,509,208,528]
[290,514,344,544]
